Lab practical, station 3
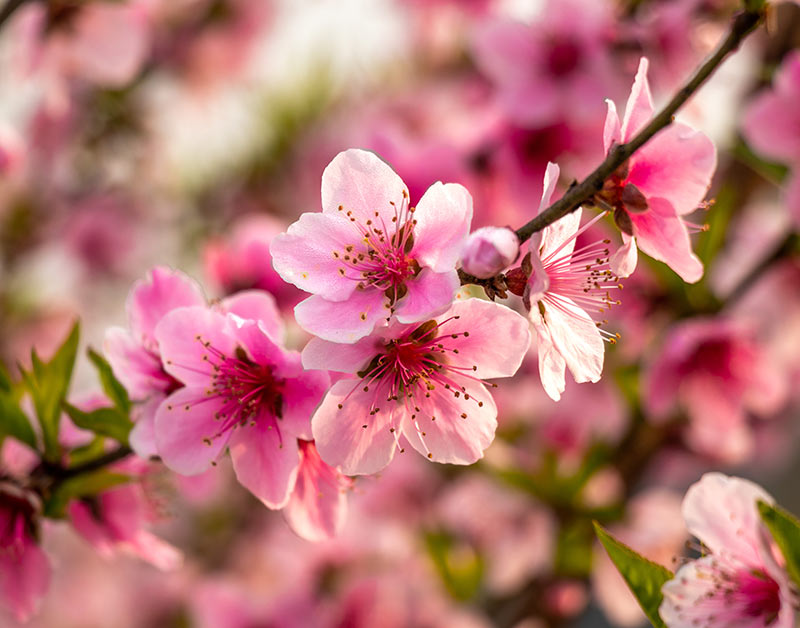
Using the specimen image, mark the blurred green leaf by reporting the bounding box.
[758,501,800,589]
[555,520,595,577]
[63,403,132,445]
[68,436,107,467]
[44,470,130,518]
[87,348,131,414]
[20,321,80,462]
[424,531,484,602]
[594,522,672,628]
[0,393,37,449]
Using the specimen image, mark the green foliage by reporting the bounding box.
[0,392,37,449]
[594,523,673,628]
[20,321,80,462]
[87,348,131,414]
[425,531,484,602]
[44,470,131,519]
[758,500,800,589]
[63,403,133,445]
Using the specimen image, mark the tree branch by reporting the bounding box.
[0,0,31,30]
[512,8,764,246]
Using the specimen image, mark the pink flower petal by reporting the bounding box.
[608,234,638,278]
[603,99,621,155]
[628,122,716,216]
[400,379,497,465]
[126,530,183,571]
[393,269,459,324]
[128,266,205,347]
[302,334,380,373]
[104,327,167,399]
[411,182,473,274]
[283,441,347,542]
[321,149,408,225]
[155,307,235,387]
[294,291,388,344]
[629,198,703,283]
[220,290,284,343]
[129,396,162,458]
[280,365,330,442]
[540,207,581,262]
[154,388,232,475]
[0,537,50,623]
[269,212,362,301]
[621,57,654,142]
[228,422,300,509]
[531,316,567,401]
[438,299,531,379]
[540,298,604,385]
[312,379,398,475]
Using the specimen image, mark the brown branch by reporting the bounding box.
[512,8,764,246]
[0,0,32,30]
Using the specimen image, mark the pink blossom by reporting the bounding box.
[460,226,520,279]
[471,0,617,128]
[0,483,49,624]
[68,460,182,572]
[644,317,789,463]
[602,57,716,283]
[105,267,206,457]
[284,440,351,542]
[303,298,530,475]
[271,149,473,343]
[660,473,794,628]
[153,305,329,509]
[524,162,622,401]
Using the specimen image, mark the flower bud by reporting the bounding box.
[460,226,520,279]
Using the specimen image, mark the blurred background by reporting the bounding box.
[1,0,799,626]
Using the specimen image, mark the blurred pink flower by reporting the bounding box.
[644,317,789,463]
[660,473,794,628]
[271,149,473,343]
[603,57,716,283]
[105,267,206,457]
[524,162,621,401]
[0,483,49,624]
[154,304,329,509]
[472,0,617,128]
[303,298,530,474]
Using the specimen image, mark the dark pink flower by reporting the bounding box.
[603,58,716,283]
[303,298,530,474]
[154,305,329,508]
[271,149,473,343]
[660,473,794,628]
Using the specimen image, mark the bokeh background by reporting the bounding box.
[1,0,800,626]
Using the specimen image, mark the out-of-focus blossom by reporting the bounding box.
[154,303,329,508]
[524,162,622,401]
[303,298,530,474]
[472,0,617,128]
[460,226,519,279]
[271,148,473,343]
[602,58,716,283]
[0,482,49,624]
[644,317,789,463]
[593,489,685,627]
[660,473,794,628]
[105,267,206,457]
[742,50,800,227]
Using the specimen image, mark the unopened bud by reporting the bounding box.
[460,227,520,279]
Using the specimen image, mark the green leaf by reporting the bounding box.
[0,363,12,392]
[87,348,131,414]
[0,393,38,449]
[21,322,80,462]
[758,500,800,589]
[424,531,484,602]
[44,470,130,518]
[68,436,107,466]
[594,522,673,628]
[63,403,133,445]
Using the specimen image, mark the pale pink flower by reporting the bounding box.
[660,473,795,628]
[153,305,329,509]
[602,57,717,283]
[460,226,520,279]
[271,149,473,343]
[105,267,206,457]
[303,298,530,475]
[284,440,351,543]
[67,459,182,572]
[644,317,789,463]
[524,162,622,401]
[0,483,49,624]
[471,0,617,127]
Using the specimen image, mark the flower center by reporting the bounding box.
[333,191,422,304]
